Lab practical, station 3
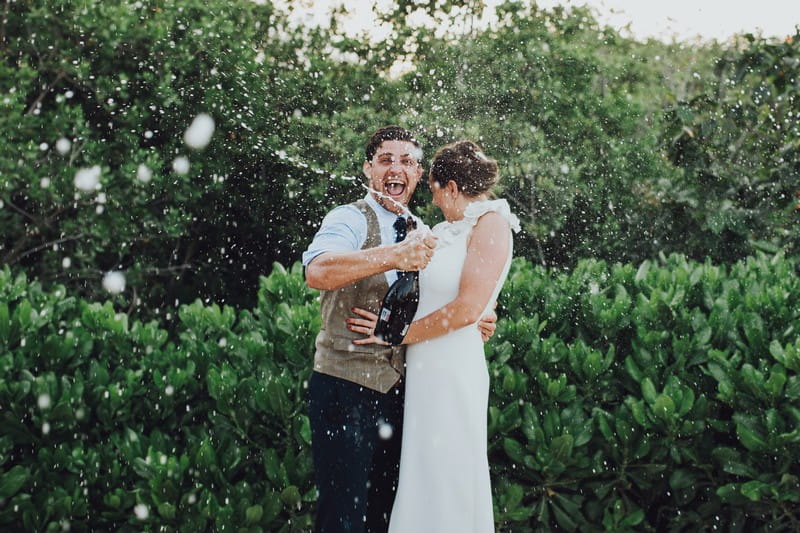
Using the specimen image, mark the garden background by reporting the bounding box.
[1,0,798,530]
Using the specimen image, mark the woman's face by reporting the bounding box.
[429,176,455,221]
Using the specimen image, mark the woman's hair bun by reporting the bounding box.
[430,140,499,197]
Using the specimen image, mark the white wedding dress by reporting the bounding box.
[389,199,520,533]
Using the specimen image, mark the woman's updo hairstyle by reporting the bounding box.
[429,140,499,197]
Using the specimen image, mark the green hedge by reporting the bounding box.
[0,263,318,532]
[1,254,799,531]
[491,253,800,531]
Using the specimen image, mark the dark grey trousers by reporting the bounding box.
[308,371,404,533]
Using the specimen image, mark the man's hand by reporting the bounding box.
[394,229,437,271]
[477,305,498,343]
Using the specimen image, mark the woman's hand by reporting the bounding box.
[477,305,498,342]
[346,307,389,346]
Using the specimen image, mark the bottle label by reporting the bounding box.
[379,308,391,322]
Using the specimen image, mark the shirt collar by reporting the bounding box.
[362,192,429,234]
[364,192,402,219]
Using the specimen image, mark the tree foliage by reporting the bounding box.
[0,0,373,313]
[659,31,800,262]
[1,0,797,312]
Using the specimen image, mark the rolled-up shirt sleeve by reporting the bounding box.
[302,205,367,268]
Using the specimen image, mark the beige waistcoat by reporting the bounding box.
[312,200,406,393]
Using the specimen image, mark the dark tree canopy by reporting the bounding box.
[1,0,797,314]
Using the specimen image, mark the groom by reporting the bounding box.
[303,125,495,532]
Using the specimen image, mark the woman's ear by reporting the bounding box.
[447,180,459,196]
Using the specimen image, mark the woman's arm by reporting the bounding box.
[402,211,510,343]
[350,211,510,344]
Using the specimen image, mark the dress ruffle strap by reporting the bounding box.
[433,198,521,248]
[463,199,521,233]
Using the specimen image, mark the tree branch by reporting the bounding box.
[2,234,30,266]
[7,233,85,265]
[126,285,138,316]
[25,70,66,116]
[5,199,42,226]
[142,264,193,276]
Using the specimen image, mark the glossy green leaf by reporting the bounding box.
[0,465,29,498]
[741,480,769,502]
[653,394,675,419]
[245,504,263,525]
[735,422,767,452]
[550,434,574,463]
[642,378,658,404]
[0,303,9,345]
[280,486,301,509]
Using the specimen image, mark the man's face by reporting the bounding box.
[362,140,423,215]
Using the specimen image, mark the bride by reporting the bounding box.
[348,140,519,532]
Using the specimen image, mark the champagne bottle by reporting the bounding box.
[374,217,420,345]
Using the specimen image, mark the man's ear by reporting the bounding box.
[414,162,424,180]
[362,160,371,178]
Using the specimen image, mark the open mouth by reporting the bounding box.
[385,181,406,197]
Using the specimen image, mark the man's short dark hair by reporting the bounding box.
[365,125,422,162]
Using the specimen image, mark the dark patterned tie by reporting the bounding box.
[394,216,408,243]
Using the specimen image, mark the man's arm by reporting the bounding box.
[305,247,398,291]
[305,230,437,291]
